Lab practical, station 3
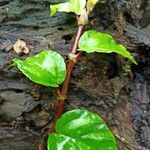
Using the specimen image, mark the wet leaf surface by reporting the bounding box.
[78,30,137,64]
[48,109,117,150]
[13,50,66,87]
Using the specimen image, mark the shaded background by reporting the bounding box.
[0,0,150,149]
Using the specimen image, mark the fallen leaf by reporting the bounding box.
[13,39,29,54]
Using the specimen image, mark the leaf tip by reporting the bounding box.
[12,58,19,64]
[12,58,22,68]
[50,5,57,16]
[131,58,137,65]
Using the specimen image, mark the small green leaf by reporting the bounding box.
[13,50,66,87]
[50,2,70,15]
[48,109,118,150]
[78,30,137,64]
[50,0,86,15]
[87,0,99,12]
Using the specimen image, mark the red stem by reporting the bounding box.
[72,26,84,54]
[49,26,84,133]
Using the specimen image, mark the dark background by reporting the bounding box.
[0,0,150,149]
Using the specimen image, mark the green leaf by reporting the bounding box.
[13,50,66,87]
[50,2,70,15]
[87,0,99,12]
[50,0,86,15]
[48,109,118,150]
[78,30,137,64]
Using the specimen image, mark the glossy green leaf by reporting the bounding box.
[50,0,86,15]
[78,30,137,64]
[13,50,66,87]
[48,109,118,150]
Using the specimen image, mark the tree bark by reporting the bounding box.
[0,0,149,150]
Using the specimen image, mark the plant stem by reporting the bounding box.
[72,26,84,54]
[49,25,84,133]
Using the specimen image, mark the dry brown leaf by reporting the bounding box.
[13,39,29,54]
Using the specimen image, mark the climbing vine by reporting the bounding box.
[13,0,136,149]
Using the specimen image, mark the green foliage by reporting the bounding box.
[78,30,137,64]
[12,2,136,149]
[47,109,118,150]
[13,50,66,87]
[50,0,86,15]
[87,0,100,12]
